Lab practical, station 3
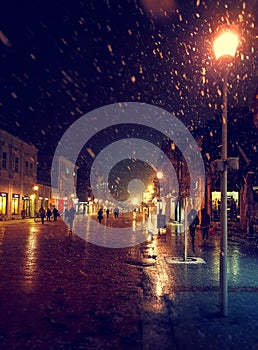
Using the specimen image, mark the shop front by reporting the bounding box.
[0,192,8,217]
[22,195,30,217]
[211,191,239,222]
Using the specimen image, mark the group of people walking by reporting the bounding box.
[38,206,76,233]
[97,207,119,224]
[39,205,212,243]
[188,208,212,248]
[39,205,122,231]
[39,206,59,224]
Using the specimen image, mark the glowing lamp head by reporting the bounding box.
[156,171,163,180]
[213,31,238,60]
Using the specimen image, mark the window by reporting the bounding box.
[15,157,19,173]
[12,194,19,214]
[0,193,7,215]
[2,152,7,169]
[30,163,33,176]
[25,161,29,176]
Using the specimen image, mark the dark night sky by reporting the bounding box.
[0,0,257,186]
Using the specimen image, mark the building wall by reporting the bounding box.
[51,156,78,214]
[0,129,38,219]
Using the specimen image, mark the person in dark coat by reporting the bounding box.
[64,208,69,222]
[97,209,103,224]
[52,207,59,222]
[188,209,199,248]
[46,208,52,221]
[114,207,119,218]
[201,208,211,241]
[68,206,76,232]
[39,207,45,224]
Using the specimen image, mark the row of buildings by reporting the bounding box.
[0,127,257,234]
[0,128,78,220]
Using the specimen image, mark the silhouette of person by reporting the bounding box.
[114,207,119,218]
[52,207,59,222]
[64,208,69,222]
[97,209,103,224]
[68,206,76,232]
[201,208,210,241]
[188,209,199,248]
[39,207,45,224]
[46,208,52,221]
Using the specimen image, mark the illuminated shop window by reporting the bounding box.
[12,194,20,214]
[0,193,7,215]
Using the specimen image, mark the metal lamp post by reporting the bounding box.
[156,170,163,213]
[156,170,163,234]
[213,29,238,316]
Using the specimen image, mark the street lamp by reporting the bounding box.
[213,29,238,317]
[156,170,163,213]
[156,170,163,234]
[156,171,163,181]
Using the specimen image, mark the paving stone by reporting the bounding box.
[0,218,257,349]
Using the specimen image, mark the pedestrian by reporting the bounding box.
[97,208,103,224]
[46,208,52,221]
[52,207,59,222]
[188,208,199,248]
[114,207,119,218]
[68,206,76,232]
[64,208,69,222]
[106,208,110,218]
[201,208,210,241]
[39,206,45,224]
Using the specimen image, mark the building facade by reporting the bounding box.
[0,129,38,219]
[51,155,78,214]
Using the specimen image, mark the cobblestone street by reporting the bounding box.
[0,216,258,349]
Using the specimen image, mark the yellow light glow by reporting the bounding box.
[147,233,153,242]
[156,171,163,180]
[132,198,139,206]
[33,185,39,191]
[214,31,239,60]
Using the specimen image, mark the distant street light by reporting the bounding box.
[132,197,139,206]
[213,28,239,317]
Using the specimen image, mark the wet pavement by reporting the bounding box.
[0,215,258,349]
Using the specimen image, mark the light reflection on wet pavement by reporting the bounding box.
[0,216,257,349]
